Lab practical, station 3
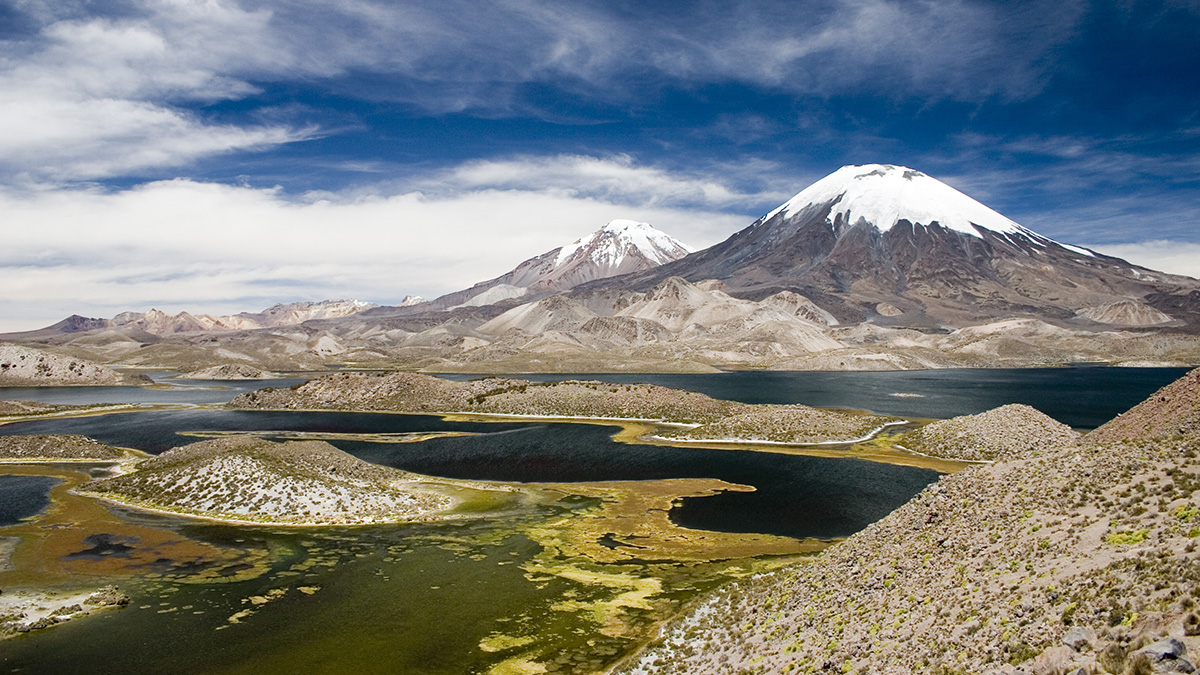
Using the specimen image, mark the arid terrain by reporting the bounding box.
[229,371,904,445]
[619,369,1200,675]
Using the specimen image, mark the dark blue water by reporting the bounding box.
[1,367,1186,427]
[0,474,60,525]
[439,366,1191,429]
[0,410,936,540]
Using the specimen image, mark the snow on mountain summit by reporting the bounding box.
[764,164,1084,251]
[554,219,695,268]
[434,220,694,310]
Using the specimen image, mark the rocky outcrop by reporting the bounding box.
[900,403,1080,461]
[1078,300,1174,326]
[1,586,130,639]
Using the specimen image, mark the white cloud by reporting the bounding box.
[0,1,311,181]
[420,154,784,209]
[1088,241,1200,280]
[0,156,759,332]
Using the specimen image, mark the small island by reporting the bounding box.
[0,434,140,463]
[230,372,908,446]
[80,436,522,526]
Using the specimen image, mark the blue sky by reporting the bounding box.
[1,0,1198,330]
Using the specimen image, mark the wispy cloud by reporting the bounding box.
[412,154,788,212]
[0,1,316,182]
[0,0,1091,183]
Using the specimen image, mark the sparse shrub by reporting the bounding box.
[1006,641,1040,665]
[1106,529,1149,546]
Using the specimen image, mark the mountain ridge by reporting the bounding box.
[5,299,379,340]
[425,219,693,311]
[575,164,1200,329]
[4,166,1199,374]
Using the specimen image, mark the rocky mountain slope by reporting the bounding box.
[0,343,144,386]
[582,164,1200,330]
[1087,368,1200,444]
[6,299,377,339]
[427,219,693,310]
[619,370,1200,675]
[82,437,461,525]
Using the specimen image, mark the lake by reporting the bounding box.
[438,366,1190,429]
[1,367,1187,428]
[0,366,1186,673]
[0,409,935,540]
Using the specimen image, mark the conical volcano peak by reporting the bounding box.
[764,164,1032,239]
[555,220,694,267]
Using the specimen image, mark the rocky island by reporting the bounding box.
[230,372,904,445]
[81,436,519,526]
[0,434,136,463]
[174,363,282,380]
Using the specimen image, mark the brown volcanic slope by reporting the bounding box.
[580,164,1200,329]
[1088,367,1200,443]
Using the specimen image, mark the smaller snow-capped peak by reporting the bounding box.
[436,219,695,310]
[555,219,694,268]
[763,164,1087,251]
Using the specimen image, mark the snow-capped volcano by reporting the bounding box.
[430,220,693,309]
[582,164,1199,328]
[555,219,694,268]
[763,164,1094,255]
[767,164,1023,236]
